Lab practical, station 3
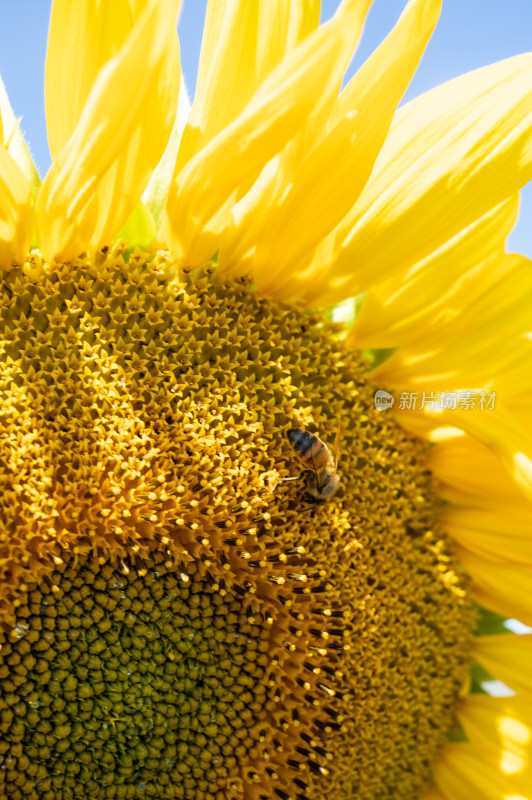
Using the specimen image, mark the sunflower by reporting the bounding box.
[0,0,531,798]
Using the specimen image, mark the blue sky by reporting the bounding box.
[0,0,530,256]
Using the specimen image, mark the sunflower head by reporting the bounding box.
[0,246,475,799]
[1,1,531,799]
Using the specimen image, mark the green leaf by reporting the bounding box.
[446,718,468,743]
[474,606,508,636]
[363,347,397,369]
[114,201,156,250]
[469,661,492,694]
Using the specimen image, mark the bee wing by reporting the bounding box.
[333,425,341,468]
[310,438,320,476]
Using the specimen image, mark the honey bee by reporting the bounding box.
[279,427,341,501]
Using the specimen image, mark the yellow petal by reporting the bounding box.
[37,0,180,260]
[254,0,320,85]
[435,743,530,800]
[251,0,442,300]
[457,546,532,627]
[436,405,532,504]
[45,0,143,159]
[422,789,447,800]
[427,435,528,510]
[325,53,532,297]
[458,695,532,779]
[427,430,532,563]
[397,403,532,504]
[372,253,532,396]
[444,506,532,564]
[216,0,373,279]
[0,76,40,199]
[349,195,519,349]
[392,405,448,441]
[474,634,532,698]
[164,2,369,268]
[216,154,286,278]
[177,0,319,170]
[143,77,191,235]
[0,146,34,268]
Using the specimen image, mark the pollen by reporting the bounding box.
[0,245,475,800]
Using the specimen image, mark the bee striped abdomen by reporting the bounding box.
[288,429,325,462]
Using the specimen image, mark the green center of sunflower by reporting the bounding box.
[0,245,475,800]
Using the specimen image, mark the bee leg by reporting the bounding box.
[272,475,303,492]
[273,469,314,492]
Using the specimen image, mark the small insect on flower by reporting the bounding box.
[279,427,341,501]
